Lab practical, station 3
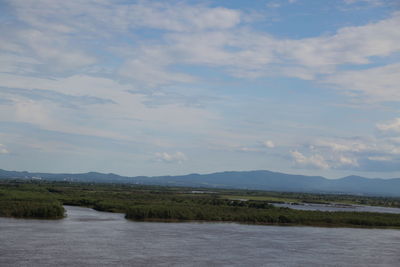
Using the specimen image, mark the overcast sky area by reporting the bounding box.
[1,0,400,178]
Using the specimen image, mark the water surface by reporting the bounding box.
[1,206,399,266]
[273,203,400,213]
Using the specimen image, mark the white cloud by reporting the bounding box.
[295,133,400,171]
[0,54,39,73]
[19,29,96,69]
[290,150,330,169]
[291,147,361,170]
[1,27,96,73]
[315,139,369,153]
[0,73,221,145]
[324,63,400,102]
[282,12,400,68]
[3,0,400,99]
[376,118,400,133]
[238,147,261,152]
[118,53,196,87]
[165,30,278,74]
[338,155,359,166]
[267,0,297,8]
[1,0,400,175]
[155,151,187,163]
[121,2,241,32]
[3,0,243,83]
[126,11,400,91]
[0,144,9,154]
[0,97,129,141]
[262,140,275,148]
[267,2,281,9]
[343,0,384,5]
[368,156,392,161]
[9,0,241,34]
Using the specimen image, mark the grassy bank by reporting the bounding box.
[0,183,64,219]
[124,204,400,228]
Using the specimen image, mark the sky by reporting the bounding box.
[0,0,400,178]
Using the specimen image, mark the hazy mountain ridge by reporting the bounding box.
[1,169,399,196]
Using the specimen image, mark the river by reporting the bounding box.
[0,206,399,266]
[272,202,400,213]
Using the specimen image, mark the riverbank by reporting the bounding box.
[123,204,400,229]
[1,180,400,229]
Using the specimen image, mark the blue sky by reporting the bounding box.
[0,0,400,178]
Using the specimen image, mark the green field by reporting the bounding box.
[1,180,400,228]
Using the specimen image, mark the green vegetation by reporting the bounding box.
[0,182,64,219]
[1,180,400,228]
[125,204,400,227]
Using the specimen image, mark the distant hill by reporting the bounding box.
[1,169,399,196]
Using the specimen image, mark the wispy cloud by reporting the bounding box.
[290,132,400,172]
[3,1,400,96]
[1,0,399,176]
[291,150,330,169]
[324,63,400,103]
[0,144,9,154]
[262,140,276,148]
[155,151,187,163]
[343,0,385,6]
[0,87,115,108]
[377,118,400,133]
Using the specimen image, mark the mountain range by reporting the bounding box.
[1,169,400,197]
